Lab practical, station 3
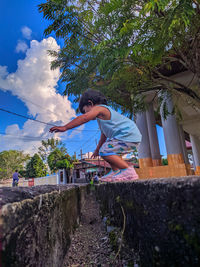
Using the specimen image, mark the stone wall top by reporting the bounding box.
[0,184,86,207]
[96,175,200,266]
[1,184,89,267]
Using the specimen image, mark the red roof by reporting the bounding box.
[84,159,111,168]
[83,159,138,168]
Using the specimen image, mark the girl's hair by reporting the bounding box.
[79,90,107,113]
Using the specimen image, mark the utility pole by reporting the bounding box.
[95,138,100,172]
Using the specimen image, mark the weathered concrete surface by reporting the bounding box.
[96,176,200,267]
[0,184,89,267]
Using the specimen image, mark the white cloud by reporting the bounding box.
[0,37,77,155]
[16,40,28,53]
[0,66,8,79]
[21,26,32,39]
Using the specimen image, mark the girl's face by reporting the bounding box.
[82,101,94,113]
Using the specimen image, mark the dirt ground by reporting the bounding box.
[63,191,136,267]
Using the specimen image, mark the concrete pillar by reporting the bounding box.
[146,103,162,166]
[192,154,196,170]
[57,170,61,184]
[160,93,184,165]
[56,173,59,184]
[178,125,189,164]
[72,170,76,183]
[136,111,153,168]
[190,134,200,175]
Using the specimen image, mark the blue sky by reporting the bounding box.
[0,0,166,158]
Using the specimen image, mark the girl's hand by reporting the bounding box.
[49,126,66,133]
[91,148,99,158]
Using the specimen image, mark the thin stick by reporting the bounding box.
[114,203,126,262]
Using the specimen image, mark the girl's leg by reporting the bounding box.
[105,160,120,171]
[102,155,129,170]
[99,140,139,182]
[100,157,120,180]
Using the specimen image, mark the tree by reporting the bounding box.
[0,150,30,180]
[38,138,67,162]
[47,148,73,172]
[26,154,47,178]
[56,159,73,170]
[39,0,200,116]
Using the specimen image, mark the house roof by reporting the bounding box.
[80,159,138,168]
[84,160,111,168]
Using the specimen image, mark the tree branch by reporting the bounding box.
[153,70,200,102]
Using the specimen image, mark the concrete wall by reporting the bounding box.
[0,178,29,187]
[34,174,58,186]
[96,177,200,266]
[0,175,58,188]
[0,184,89,267]
[1,178,200,267]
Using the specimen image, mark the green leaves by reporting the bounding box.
[38,138,66,162]
[0,150,30,180]
[56,159,73,169]
[47,148,74,172]
[39,0,200,114]
[26,154,46,178]
[99,0,123,15]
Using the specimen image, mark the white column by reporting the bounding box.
[146,102,161,166]
[57,170,61,184]
[160,93,184,165]
[178,125,189,164]
[56,173,59,184]
[190,134,200,170]
[136,111,153,167]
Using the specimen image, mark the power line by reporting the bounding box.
[0,107,97,132]
[0,131,100,158]
[84,138,98,152]
[75,131,100,159]
[82,132,100,151]
[0,132,86,142]
[0,107,55,127]
[0,133,47,142]
[0,107,101,151]
[7,96,97,132]
[0,131,100,159]
[74,130,100,153]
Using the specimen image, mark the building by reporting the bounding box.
[135,67,200,178]
[73,158,138,182]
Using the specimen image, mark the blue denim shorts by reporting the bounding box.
[99,138,139,156]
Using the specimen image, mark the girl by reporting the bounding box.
[50,90,142,182]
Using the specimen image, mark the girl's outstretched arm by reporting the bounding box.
[49,106,102,133]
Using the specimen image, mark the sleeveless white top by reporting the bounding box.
[96,105,142,143]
